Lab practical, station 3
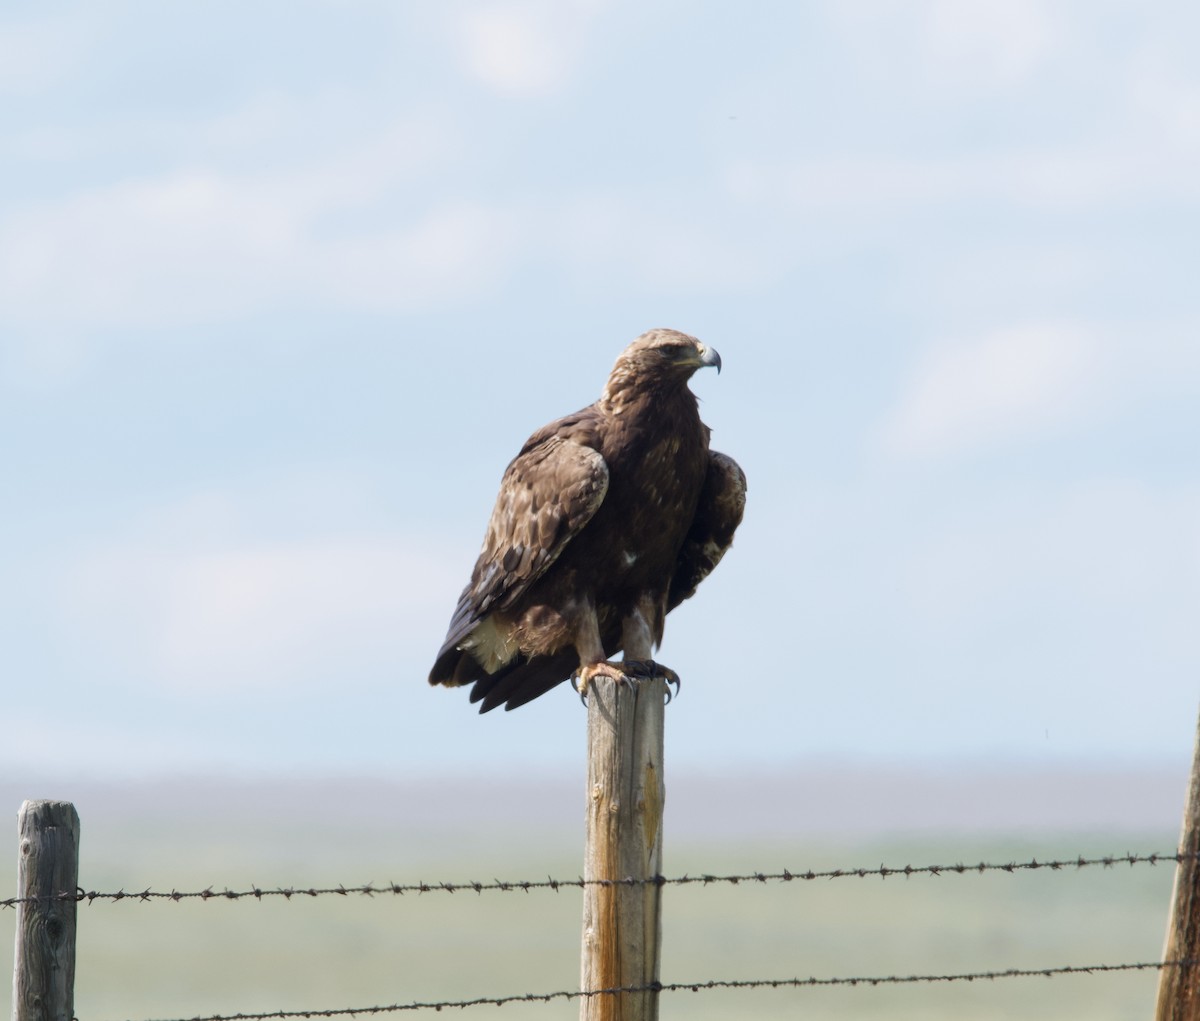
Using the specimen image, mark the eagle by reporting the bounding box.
[428,328,746,712]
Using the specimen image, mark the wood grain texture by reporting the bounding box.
[12,800,79,1021]
[1158,705,1200,1021]
[580,676,665,1021]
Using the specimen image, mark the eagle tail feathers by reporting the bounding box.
[470,652,579,713]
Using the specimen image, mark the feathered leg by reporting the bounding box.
[620,593,681,702]
[569,602,629,705]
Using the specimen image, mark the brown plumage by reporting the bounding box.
[428,328,746,712]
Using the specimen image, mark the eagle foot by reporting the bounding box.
[620,660,682,705]
[571,660,634,707]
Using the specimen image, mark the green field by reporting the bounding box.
[4,821,1180,1021]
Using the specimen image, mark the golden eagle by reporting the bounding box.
[429,328,746,712]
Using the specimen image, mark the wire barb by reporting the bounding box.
[2,850,1193,909]
[110,960,1197,1021]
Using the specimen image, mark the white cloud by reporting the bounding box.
[1128,50,1200,149]
[453,1,608,96]
[724,141,1200,226]
[0,91,504,345]
[65,535,453,694]
[881,323,1100,459]
[825,0,1056,92]
[48,475,466,695]
[551,193,771,291]
[0,151,765,357]
[317,201,523,308]
[921,0,1055,85]
[0,114,521,345]
[725,4,1198,222]
[0,13,91,95]
[1,172,296,327]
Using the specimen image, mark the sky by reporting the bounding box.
[2,1,1198,786]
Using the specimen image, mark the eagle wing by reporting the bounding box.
[668,450,747,612]
[431,427,609,672]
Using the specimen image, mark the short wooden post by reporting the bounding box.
[580,675,666,1021]
[1157,706,1200,1021]
[12,800,79,1021]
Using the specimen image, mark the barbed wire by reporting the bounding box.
[4,850,1192,910]
[122,959,1195,1021]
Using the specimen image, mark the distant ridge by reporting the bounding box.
[1,760,1186,842]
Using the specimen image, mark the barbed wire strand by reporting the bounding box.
[124,960,1195,1021]
[3,850,1194,909]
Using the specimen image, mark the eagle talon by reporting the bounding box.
[619,660,681,704]
[663,676,679,705]
[574,660,633,706]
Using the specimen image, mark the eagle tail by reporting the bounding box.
[428,646,486,688]
[468,652,579,713]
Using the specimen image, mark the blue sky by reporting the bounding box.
[2,1,1198,783]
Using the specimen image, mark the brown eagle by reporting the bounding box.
[428,328,746,712]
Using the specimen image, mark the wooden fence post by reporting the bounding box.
[12,800,80,1021]
[580,675,666,1021]
[1157,705,1200,1021]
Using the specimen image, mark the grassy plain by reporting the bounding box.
[3,815,1179,1021]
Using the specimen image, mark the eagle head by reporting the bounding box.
[602,329,721,407]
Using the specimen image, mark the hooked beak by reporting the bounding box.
[698,344,722,374]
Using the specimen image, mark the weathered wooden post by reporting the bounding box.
[1157,705,1200,1021]
[580,675,666,1021]
[12,800,79,1021]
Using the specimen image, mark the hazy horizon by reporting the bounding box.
[4,756,1189,847]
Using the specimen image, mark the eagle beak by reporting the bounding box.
[698,344,722,374]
